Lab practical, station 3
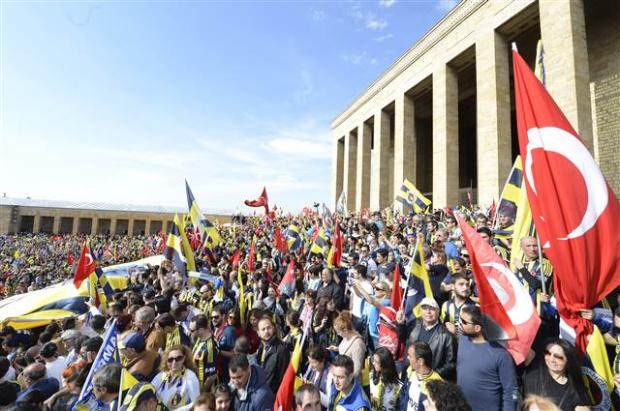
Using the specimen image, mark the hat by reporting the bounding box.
[61,330,80,340]
[119,333,145,352]
[143,289,156,300]
[40,342,58,358]
[419,297,439,310]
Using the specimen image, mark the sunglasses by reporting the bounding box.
[167,355,184,364]
[544,350,566,361]
[211,315,220,320]
[375,287,387,292]
[459,317,475,326]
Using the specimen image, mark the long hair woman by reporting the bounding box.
[523,338,591,411]
[332,310,366,378]
[369,347,401,411]
[151,345,200,410]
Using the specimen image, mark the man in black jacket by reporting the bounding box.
[396,297,456,380]
[316,268,344,309]
[255,316,290,393]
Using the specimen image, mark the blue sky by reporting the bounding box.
[0,0,456,213]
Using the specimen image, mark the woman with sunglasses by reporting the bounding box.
[523,338,591,411]
[152,345,200,410]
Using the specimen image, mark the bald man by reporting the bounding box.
[16,362,59,402]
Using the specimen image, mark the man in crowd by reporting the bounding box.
[229,353,274,411]
[256,315,290,394]
[397,297,456,380]
[295,383,322,411]
[456,305,518,411]
[119,332,159,382]
[328,355,370,411]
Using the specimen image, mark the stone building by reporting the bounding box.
[0,197,232,235]
[331,0,619,211]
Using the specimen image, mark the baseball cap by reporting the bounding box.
[61,330,80,341]
[419,297,439,310]
[119,333,145,352]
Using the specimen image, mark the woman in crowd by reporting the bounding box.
[523,338,592,411]
[151,345,200,410]
[369,347,402,411]
[331,310,366,378]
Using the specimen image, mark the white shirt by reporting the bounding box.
[152,368,200,411]
[45,356,67,384]
[350,279,373,318]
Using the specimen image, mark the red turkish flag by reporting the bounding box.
[273,227,288,254]
[458,214,540,364]
[330,220,344,267]
[247,240,256,273]
[390,263,403,311]
[73,243,96,289]
[513,49,620,352]
[278,259,296,297]
[244,187,269,214]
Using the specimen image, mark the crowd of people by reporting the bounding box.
[0,206,618,411]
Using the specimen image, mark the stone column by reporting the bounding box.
[92,218,99,235]
[331,136,345,208]
[343,129,358,213]
[52,215,60,234]
[355,122,371,211]
[370,110,391,210]
[71,217,78,235]
[110,219,117,236]
[476,30,512,206]
[394,93,416,205]
[33,215,41,233]
[145,220,151,236]
[127,219,135,236]
[539,0,592,150]
[433,64,459,208]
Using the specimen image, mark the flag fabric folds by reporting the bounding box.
[310,228,329,255]
[513,47,620,352]
[321,203,334,231]
[74,243,96,289]
[247,238,256,273]
[273,227,288,254]
[378,264,403,355]
[495,156,523,232]
[73,321,119,410]
[274,333,305,411]
[165,214,188,282]
[396,179,431,214]
[185,180,221,250]
[278,260,295,297]
[457,214,540,365]
[244,187,269,214]
[336,191,348,218]
[405,240,433,318]
[328,220,344,268]
[509,160,536,269]
[286,224,302,252]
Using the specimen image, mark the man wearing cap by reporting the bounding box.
[61,329,82,366]
[119,333,159,382]
[397,297,456,380]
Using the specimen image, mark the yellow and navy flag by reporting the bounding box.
[405,240,434,319]
[396,179,431,214]
[185,180,221,250]
[237,266,247,325]
[286,223,302,252]
[310,228,329,255]
[177,215,196,273]
[494,156,523,239]
[165,214,188,283]
[509,159,536,269]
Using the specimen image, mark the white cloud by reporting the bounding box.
[341,51,377,65]
[365,14,387,30]
[267,137,331,158]
[375,33,393,42]
[379,0,395,8]
[436,0,458,13]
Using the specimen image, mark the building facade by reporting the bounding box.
[331,0,619,211]
[0,197,232,235]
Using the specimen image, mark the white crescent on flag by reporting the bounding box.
[525,127,608,240]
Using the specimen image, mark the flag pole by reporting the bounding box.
[400,236,421,310]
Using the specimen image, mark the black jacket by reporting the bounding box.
[316,281,344,309]
[232,365,275,411]
[398,320,456,380]
[256,337,290,394]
